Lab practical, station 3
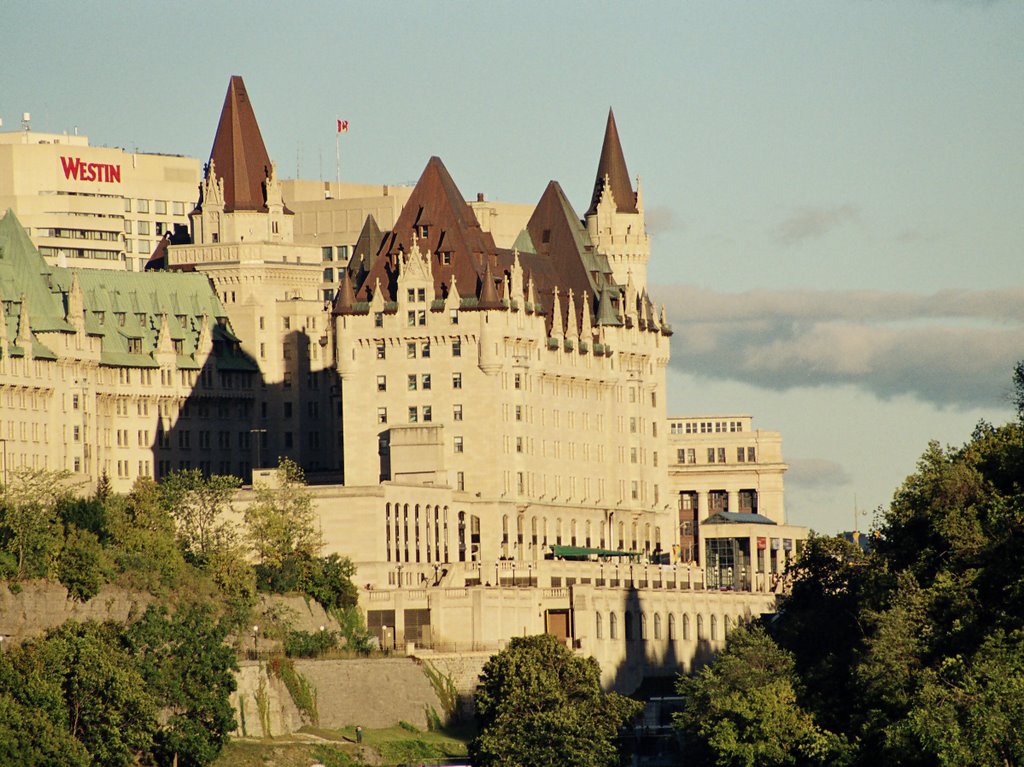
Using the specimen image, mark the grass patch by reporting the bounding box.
[335,723,471,762]
[215,740,365,767]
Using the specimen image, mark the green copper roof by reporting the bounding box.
[0,209,256,371]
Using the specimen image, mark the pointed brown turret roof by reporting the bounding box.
[207,76,274,213]
[356,156,498,302]
[347,214,384,285]
[586,109,637,217]
[331,270,356,315]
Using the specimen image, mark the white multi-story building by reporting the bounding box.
[0,126,200,272]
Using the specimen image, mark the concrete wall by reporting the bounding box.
[231,657,445,737]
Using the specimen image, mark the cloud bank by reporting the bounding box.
[786,458,852,488]
[650,285,1024,409]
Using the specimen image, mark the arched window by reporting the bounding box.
[617,521,624,549]
[457,510,466,562]
[711,615,718,641]
[531,516,538,546]
[556,518,563,546]
[385,503,392,562]
[668,613,676,640]
[570,519,577,546]
[596,612,603,639]
[502,515,509,544]
[696,614,704,640]
[724,615,732,636]
[610,612,618,640]
[683,614,690,641]
[631,521,638,550]
[624,611,634,641]
[585,520,592,548]
[654,613,662,640]
[644,523,651,552]
[641,613,648,640]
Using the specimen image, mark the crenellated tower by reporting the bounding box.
[584,109,651,293]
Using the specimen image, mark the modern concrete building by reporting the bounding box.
[0,127,200,272]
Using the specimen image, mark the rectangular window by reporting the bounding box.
[374,312,384,328]
[408,311,417,326]
[377,407,388,424]
[417,288,426,302]
[422,374,431,390]
[155,200,167,215]
[449,309,458,324]
[137,199,149,213]
[452,339,461,357]
[173,201,185,215]
[453,404,463,421]
[454,436,464,453]
[677,448,686,463]
[748,447,756,462]
[322,246,334,261]
[707,448,716,463]
[452,373,462,389]
[377,375,387,392]
[687,448,695,464]
[376,341,386,359]
[421,341,430,358]
[417,310,426,325]
[407,342,416,358]
[324,268,335,282]
[718,447,727,463]
[137,220,151,235]
[514,373,522,389]
[407,288,416,302]
[423,406,432,422]
[456,471,465,491]
[408,407,418,423]
[408,374,418,391]
[515,405,522,421]
[737,447,746,463]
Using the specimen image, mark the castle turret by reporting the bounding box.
[585,109,651,293]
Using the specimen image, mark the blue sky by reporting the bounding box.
[3,1,1021,531]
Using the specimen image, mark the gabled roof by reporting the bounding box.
[355,156,499,302]
[206,76,274,213]
[586,109,637,217]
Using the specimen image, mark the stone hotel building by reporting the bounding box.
[0,77,808,686]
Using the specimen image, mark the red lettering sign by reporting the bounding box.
[60,156,121,184]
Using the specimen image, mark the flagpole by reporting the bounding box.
[335,126,341,186]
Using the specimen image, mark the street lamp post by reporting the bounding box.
[251,625,259,660]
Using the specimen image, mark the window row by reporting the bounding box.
[594,610,738,642]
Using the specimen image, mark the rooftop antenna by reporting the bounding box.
[21,112,31,132]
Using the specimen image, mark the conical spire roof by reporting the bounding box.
[347,214,384,290]
[207,76,273,213]
[586,109,637,217]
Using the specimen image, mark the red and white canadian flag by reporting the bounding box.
[337,119,349,133]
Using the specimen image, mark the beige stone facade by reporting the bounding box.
[0,76,813,687]
[0,129,200,272]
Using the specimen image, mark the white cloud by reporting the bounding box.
[651,285,1024,409]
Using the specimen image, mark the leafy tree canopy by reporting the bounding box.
[471,634,642,767]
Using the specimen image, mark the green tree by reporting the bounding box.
[124,604,239,767]
[2,621,157,766]
[908,629,1024,767]
[0,694,91,767]
[244,457,321,568]
[0,467,74,578]
[159,469,241,564]
[107,476,187,591]
[57,526,110,601]
[675,624,847,767]
[471,634,642,767]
